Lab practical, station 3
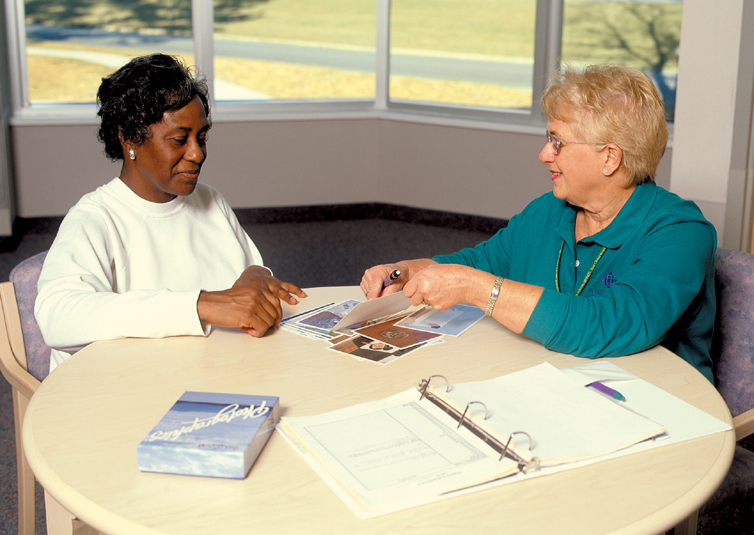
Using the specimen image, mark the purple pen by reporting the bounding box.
[382,270,401,290]
[587,381,626,401]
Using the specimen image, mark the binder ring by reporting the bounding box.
[418,375,450,400]
[500,431,534,461]
[457,401,489,429]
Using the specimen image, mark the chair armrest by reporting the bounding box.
[0,345,39,399]
[733,409,754,441]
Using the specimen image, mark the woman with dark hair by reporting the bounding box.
[35,54,305,373]
[96,53,212,161]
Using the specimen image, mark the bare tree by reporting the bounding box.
[601,3,681,112]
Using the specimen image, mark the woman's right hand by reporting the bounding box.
[360,263,404,299]
[196,285,285,336]
[360,259,437,300]
[233,265,307,305]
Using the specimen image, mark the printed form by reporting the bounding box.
[278,389,520,516]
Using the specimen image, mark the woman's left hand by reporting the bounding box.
[233,265,307,305]
[403,264,493,311]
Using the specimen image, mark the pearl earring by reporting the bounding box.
[129,149,136,160]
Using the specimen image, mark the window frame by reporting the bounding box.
[5,0,561,133]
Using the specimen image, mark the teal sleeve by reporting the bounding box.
[522,219,716,380]
[433,213,517,276]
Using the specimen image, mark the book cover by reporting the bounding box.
[137,391,280,479]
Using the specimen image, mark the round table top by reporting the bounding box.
[23,286,735,535]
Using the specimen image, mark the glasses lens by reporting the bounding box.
[547,134,560,155]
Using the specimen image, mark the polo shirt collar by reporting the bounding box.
[556,180,657,249]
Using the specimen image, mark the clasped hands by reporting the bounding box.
[197,265,306,337]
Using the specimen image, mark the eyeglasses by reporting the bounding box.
[546,132,590,156]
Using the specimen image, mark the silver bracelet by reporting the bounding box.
[485,277,504,316]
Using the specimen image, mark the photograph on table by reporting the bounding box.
[396,303,486,337]
[354,316,443,349]
[280,300,361,340]
[329,334,441,364]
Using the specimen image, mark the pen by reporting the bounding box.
[587,381,626,402]
[382,270,401,290]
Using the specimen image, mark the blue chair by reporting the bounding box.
[696,247,754,534]
[0,251,50,535]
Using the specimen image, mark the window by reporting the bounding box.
[389,0,537,111]
[22,1,197,105]
[8,0,682,124]
[212,0,376,102]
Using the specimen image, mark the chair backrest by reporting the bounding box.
[9,250,51,382]
[712,247,754,418]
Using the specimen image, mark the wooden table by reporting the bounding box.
[23,287,735,535]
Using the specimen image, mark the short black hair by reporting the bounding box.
[96,54,210,161]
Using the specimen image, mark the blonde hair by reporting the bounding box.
[540,64,669,186]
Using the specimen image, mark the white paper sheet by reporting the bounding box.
[440,362,666,466]
[559,360,732,451]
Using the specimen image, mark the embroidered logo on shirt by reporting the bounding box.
[602,272,617,288]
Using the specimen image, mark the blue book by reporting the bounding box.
[137,391,280,479]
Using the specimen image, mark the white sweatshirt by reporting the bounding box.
[35,178,264,372]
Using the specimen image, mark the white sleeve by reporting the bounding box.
[34,209,207,354]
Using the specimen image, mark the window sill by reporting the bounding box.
[10,99,546,136]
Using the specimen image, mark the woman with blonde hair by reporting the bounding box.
[362,63,717,382]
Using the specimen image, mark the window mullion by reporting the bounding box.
[192,0,215,108]
[6,0,29,110]
[532,0,563,125]
[375,0,390,110]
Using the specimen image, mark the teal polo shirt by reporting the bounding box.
[433,181,717,382]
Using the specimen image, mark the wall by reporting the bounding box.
[13,119,381,217]
[378,121,550,220]
[206,119,381,209]
[11,117,671,221]
[670,0,749,249]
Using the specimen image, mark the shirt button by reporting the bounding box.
[575,260,580,267]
